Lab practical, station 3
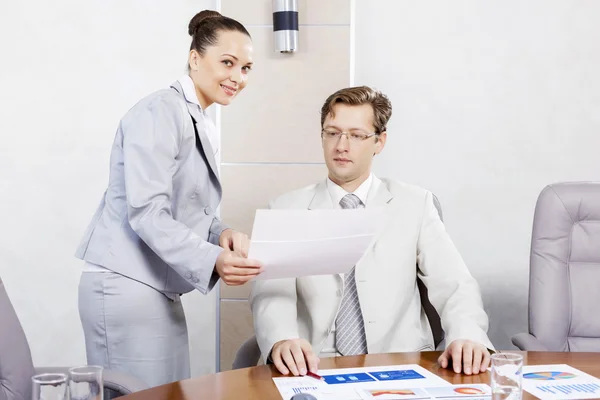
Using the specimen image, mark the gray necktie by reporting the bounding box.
[335,194,368,356]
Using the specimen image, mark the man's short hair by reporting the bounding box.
[320,86,392,134]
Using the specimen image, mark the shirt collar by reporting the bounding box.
[327,173,375,208]
[178,75,206,114]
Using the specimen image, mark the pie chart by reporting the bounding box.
[523,371,577,380]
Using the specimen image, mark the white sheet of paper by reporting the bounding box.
[358,384,491,399]
[250,233,374,280]
[272,364,451,400]
[271,376,337,400]
[251,208,386,241]
[520,364,600,400]
[249,208,386,280]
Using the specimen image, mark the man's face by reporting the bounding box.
[321,103,387,187]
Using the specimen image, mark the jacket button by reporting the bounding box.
[204,206,212,215]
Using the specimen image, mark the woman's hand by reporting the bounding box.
[215,250,263,285]
[219,229,250,256]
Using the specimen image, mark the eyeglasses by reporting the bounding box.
[321,129,379,142]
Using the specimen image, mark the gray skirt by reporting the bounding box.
[78,270,190,388]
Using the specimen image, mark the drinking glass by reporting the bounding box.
[31,373,68,400]
[68,365,104,400]
[491,353,523,400]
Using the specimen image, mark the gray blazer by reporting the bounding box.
[75,81,227,296]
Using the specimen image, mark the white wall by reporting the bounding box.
[0,0,218,376]
[3,0,599,371]
[354,0,600,349]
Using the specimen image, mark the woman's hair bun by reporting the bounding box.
[188,10,222,36]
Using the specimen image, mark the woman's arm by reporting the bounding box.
[122,95,223,294]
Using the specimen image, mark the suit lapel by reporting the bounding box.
[366,178,394,208]
[307,180,343,284]
[355,178,394,282]
[189,108,220,182]
[170,81,221,183]
[308,180,333,210]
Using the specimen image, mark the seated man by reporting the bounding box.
[249,86,494,377]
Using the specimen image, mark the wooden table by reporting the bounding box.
[121,351,600,400]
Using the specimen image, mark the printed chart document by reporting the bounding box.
[358,384,491,400]
[520,364,600,400]
[249,208,386,280]
[272,364,491,400]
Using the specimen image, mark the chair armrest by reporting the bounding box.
[511,333,549,351]
[34,367,148,396]
[103,369,149,396]
[232,336,262,370]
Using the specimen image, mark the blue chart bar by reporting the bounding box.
[369,370,425,381]
[292,386,318,394]
[322,369,425,385]
[323,373,376,385]
[536,383,600,395]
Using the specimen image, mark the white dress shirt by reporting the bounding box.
[326,173,378,208]
[321,173,380,356]
[178,75,220,158]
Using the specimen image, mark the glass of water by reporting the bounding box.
[69,365,104,400]
[32,373,68,400]
[491,353,523,400]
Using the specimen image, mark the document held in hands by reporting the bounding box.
[248,208,386,280]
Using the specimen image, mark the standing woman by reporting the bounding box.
[75,10,262,388]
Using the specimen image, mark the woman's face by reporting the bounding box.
[189,30,253,109]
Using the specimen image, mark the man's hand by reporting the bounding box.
[215,250,263,286]
[219,229,250,257]
[438,340,491,375]
[271,339,320,376]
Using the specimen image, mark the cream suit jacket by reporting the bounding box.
[250,178,494,362]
